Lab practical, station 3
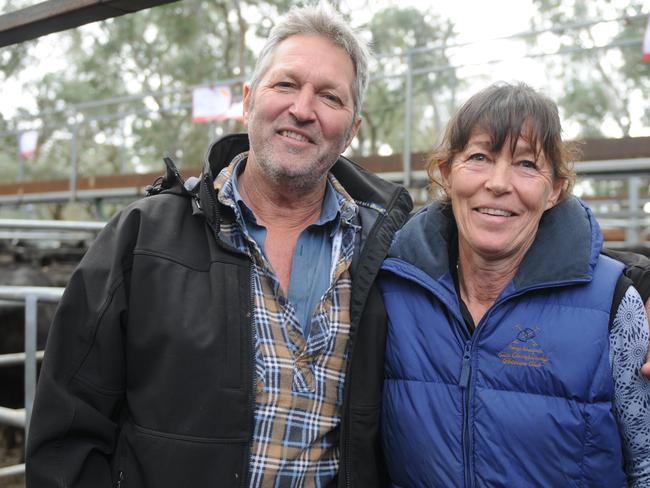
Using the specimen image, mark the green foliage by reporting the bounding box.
[0,1,459,214]
[4,0,294,187]
[357,6,460,156]
[529,0,650,138]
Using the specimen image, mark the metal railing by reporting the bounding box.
[3,13,647,195]
[0,218,105,242]
[0,286,64,480]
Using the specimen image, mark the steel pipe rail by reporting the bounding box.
[0,186,143,204]
[0,287,63,447]
[0,407,25,429]
[0,351,44,367]
[0,230,98,241]
[0,463,25,479]
[0,286,65,302]
[0,218,105,232]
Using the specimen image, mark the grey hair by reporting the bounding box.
[248,2,371,120]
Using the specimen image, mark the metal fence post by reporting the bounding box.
[24,294,38,440]
[626,176,641,247]
[403,50,413,189]
[70,117,79,202]
[17,137,24,182]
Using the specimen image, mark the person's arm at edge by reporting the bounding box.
[609,285,650,487]
[26,210,135,487]
[642,298,650,378]
[602,249,650,379]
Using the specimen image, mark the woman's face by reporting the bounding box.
[441,129,562,262]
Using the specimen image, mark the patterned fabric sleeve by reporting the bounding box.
[609,286,650,487]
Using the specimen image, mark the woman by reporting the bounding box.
[379,83,650,487]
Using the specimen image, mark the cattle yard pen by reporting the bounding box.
[0,220,104,481]
[0,286,62,480]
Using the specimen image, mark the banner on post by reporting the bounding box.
[19,130,39,157]
[225,100,244,122]
[192,85,232,122]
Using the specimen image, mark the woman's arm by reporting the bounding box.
[609,286,650,487]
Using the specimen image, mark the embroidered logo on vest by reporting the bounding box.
[498,325,550,368]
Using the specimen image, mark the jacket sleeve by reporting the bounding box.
[602,249,650,303]
[608,285,650,487]
[26,208,140,487]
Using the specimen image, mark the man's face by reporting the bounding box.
[243,34,361,192]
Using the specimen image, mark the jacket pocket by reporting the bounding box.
[115,420,249,487]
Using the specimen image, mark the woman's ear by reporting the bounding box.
[545,179,563,210]
[439,160,452,191]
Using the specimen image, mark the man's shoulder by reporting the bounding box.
[104,190,197,245]
[331,156,413,215]
[602,248,650,303]
[122,189,192,218]
[603,248,650,269]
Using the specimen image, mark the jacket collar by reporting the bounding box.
[197,133,413,234]
[389,197,602,291]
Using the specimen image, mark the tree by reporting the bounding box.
[356,6,460,157]
[4,0,299,185]
[1,1,459,212]
[529,0,650,138]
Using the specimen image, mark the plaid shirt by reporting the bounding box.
[215,154,359,487]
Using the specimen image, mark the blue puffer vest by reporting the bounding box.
[379,198,625,487]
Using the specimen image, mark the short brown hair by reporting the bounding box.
[427,82,577,201]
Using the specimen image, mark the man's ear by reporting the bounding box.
[345,117,362,147]
[242,84,252,124]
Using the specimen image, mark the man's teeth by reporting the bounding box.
[477,207,513,217]
[281,131,308,142]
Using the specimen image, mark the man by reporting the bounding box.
[26,4,412,487]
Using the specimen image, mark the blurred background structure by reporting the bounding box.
[0,0,649,484]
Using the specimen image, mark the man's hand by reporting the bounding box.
[643,299,650,379]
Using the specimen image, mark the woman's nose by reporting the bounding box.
[485,161,512,195]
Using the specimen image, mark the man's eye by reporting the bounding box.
[275,81,294,89]
[323,93,342,105]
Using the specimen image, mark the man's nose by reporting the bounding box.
[289,87,316,122]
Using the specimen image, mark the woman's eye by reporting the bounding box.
[519,160,538,170]
[468,153,487,162]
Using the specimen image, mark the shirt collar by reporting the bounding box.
[214,152,357,235]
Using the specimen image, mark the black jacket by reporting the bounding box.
[26,134,413,487]
[602,248,650,303]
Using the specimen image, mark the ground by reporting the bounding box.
[0,441,24,488]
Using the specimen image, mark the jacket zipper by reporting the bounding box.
[343,332,357,488]
[243,265,256,487]
[116,470,124,488]
[459,341,473,488]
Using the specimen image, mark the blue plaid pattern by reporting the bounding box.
[215,155,358,487]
